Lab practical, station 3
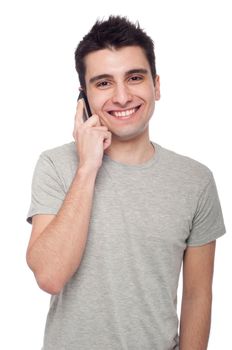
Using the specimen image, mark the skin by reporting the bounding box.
[27,44,216,349]
[179,241,216,349]
[83,46,160,164]
[81,45,216,348]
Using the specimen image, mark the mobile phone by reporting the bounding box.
[77,90,92,121]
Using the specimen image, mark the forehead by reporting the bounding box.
[84,46,151,80]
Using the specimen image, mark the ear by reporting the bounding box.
[154,75,160,101]
[79,86,88,94]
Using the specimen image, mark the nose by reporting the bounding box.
[111,84,133,106]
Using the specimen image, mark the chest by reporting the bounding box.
[89,171,194,253]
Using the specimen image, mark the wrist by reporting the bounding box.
[76,164,99,180]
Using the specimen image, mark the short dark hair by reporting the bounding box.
[74,15,157,90]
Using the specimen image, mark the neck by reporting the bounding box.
[104,132,155,165]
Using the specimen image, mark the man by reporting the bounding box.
[26,16,226,350]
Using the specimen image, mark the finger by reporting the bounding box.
[90,126,108,131]
[103,131,112,150]
[73,99,85,139]
[74,99,85,127]
[83,114,102,127]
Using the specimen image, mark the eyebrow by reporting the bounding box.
[89,69,148,84]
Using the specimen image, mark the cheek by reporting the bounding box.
[138,82,156,100]
[145,92,156,116]
[88,92,106,114]
[141,89,156,112]
[149,102,156,117]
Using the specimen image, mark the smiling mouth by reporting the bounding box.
[108,105,141,119]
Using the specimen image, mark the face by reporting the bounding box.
[84,46,160,142]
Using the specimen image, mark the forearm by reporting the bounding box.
[179,294,212,350]
[27,166,98,294]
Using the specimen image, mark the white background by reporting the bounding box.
[0,0,231,349]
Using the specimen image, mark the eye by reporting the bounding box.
[96,81,111,88]
[128,75,144,83]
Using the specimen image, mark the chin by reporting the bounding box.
[112,129,148,142]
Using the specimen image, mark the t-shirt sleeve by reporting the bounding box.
[26,152,66,224]
[187,172,226,246]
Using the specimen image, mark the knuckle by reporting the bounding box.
[90,114,98,121]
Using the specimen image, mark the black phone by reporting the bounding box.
[77,90,92,121]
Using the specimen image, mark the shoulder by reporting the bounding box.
[155,142,213,188]
[40,141,78,165]
[36,141,78,190]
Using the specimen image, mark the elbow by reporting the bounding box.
[35,273,63,295]
[26,252,64,295]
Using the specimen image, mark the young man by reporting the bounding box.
[26,16,226,350]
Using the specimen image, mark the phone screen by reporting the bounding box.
[77,91,92,121]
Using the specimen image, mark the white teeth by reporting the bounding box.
[111,108,136,117]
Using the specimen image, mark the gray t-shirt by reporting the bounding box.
[27,141,226,350]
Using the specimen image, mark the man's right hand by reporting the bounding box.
[73,99,112,171]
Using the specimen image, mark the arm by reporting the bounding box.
[179,240,216,350]
[26,100,112,295]
[26,166,98,295]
